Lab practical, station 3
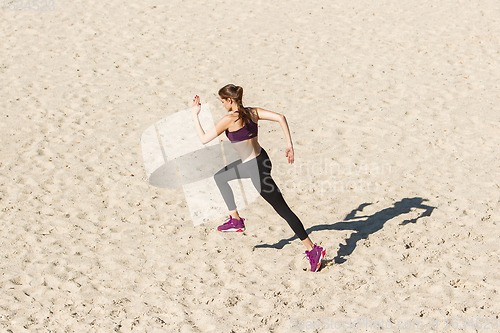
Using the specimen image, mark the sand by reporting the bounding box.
[1,0,499,332]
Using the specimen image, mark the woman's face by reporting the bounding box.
[220,96,232,111]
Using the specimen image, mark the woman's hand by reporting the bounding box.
[192,95,201,115]
[286,146,294,164]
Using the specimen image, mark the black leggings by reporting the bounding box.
[214,148,309,240]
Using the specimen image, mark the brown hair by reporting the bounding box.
[218,84,252,125]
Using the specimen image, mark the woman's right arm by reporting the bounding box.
[194,114,232,145]
[192,95,233,144]
[256,108,295,163]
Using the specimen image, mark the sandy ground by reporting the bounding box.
[1,0,500,332]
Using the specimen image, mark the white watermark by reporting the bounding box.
[268,151,392,195]
[273,158,392,178]
[280,177,382,194]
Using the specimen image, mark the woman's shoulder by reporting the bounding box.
[219,113,237,125]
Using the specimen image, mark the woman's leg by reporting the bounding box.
[252,149,314,249]
[214,159,249,220]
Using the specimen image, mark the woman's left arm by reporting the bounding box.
[192,95,231,144]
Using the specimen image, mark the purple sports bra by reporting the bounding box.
[225,111,258,143]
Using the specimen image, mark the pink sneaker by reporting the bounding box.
[305,244,326,272]
[217,215,245,232]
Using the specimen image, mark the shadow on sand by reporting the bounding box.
[254,197,435,266]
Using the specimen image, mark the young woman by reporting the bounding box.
[191,84,325,272]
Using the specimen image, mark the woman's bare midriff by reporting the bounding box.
[231,136,262,163]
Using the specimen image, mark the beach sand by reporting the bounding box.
[1,0,499,331]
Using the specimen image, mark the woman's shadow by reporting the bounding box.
[254,197,435,265]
